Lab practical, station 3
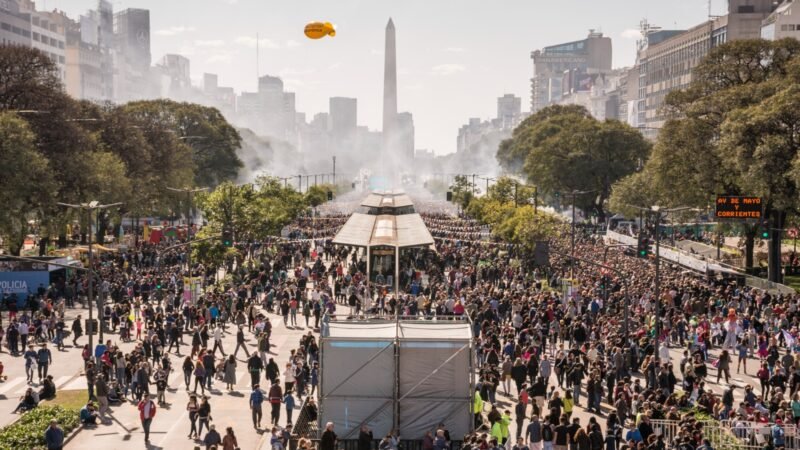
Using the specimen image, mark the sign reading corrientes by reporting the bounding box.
[715,196,762,219]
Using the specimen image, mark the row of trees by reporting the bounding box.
[497,104,651,221]
[608,38,800,278]
[497,38,800,280]
[0,45,244,254]
[447,176,559,250]
[192,179,336,266]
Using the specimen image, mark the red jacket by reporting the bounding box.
[138,400,157,421]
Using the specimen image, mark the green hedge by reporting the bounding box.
[0,405,80,449]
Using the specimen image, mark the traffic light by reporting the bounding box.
[222,226,233,247]
[637,235,650,258]
[327,190,333,201]
[760,218,770,239]
[446,191,453,202]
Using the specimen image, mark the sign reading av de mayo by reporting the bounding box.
[715,196,762,219]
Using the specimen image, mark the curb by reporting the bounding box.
[61,421,84,447]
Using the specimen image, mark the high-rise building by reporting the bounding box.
[329,97,357,147]
[497,94,522,128]
[383,18,399,161]
[762,0,800,40]
[156,53,191,97]
[0,0,32,47]
[203,73,218,95]
[113,8,151,102]
[530,31,612,112]
[630,0,776,136]
[17,0,67,81]
[396,112,414,161]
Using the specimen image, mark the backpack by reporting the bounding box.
[542,424,553,441]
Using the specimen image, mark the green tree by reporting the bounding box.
[304,185,328,208]
[123,100,243,187]
[499,104,650,220]
[449,175,475,209]
[627,38,800,274]
[0,113,54,255]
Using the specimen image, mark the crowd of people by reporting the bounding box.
[4,197,800,450]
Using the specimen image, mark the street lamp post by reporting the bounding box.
[569,190,596,278]
[625,204,692,371]
[166,187,208,305]
[57,201,122,347]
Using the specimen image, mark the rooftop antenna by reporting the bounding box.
[256,32,260,80]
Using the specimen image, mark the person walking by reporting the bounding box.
[44,419,64,450]
[37,343,52,381]
[222,426,238,450]
[71,316,82,347]
[197,396,212,437]
[203,424,222,449]
[250,383,265,429]
[186,394,199,439]
[268,379,283,426]
[284,391,295,425]
[95,374,109,421]
[137,392,157,443]
[233,326,250,359]
[23,344,37,383]
[247,353,263,389]
[224,355,237,391]
[321,422,338,450]
[212,325,226,357]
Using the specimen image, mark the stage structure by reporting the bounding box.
[332,191,434,297]
[319,318,474,441]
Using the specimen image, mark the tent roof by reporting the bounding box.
[398,322,473,340]
[332,213,434,249]
[324,320,472,340]
[361,193,414,209]
[325,322,397,339]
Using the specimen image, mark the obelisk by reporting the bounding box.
[382,18,397,170]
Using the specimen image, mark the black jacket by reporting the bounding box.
[358,430,373,450]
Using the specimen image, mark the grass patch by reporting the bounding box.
[784,275,800,293]
[0,405,79,449]
[43,389,88,410]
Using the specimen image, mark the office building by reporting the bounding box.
[0,0,31,47]
[497,94,522,128]
[329,97,357,147]
[630,0,776,136]
[155,53,191,98]
[530,31,612,112]
[114,8,151,102]
[396,112,414,161]
[762,0,800,40]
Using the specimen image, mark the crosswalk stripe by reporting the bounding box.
[54,375,72,388]
[0,377,26,395]
[63,377,86,391]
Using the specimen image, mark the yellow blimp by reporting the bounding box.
[304,21,336,39]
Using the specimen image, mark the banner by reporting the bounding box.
[183,277,202,302]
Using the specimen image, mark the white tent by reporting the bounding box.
[319,320,474,441]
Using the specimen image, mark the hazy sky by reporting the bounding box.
[41,0,727,154]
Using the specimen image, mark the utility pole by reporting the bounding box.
[58,201,123,348]
[166,186,208,305]
[333,156,336,185]
[297,175,302,192]
[569,190,595,279]
[626,204,692,373]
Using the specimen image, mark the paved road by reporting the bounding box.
[64,306,310,449]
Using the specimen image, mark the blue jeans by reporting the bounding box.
[573,383,581,405]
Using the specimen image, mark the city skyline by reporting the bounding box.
[41,0,728,154]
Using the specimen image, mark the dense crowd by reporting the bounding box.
[5,201,800,450]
